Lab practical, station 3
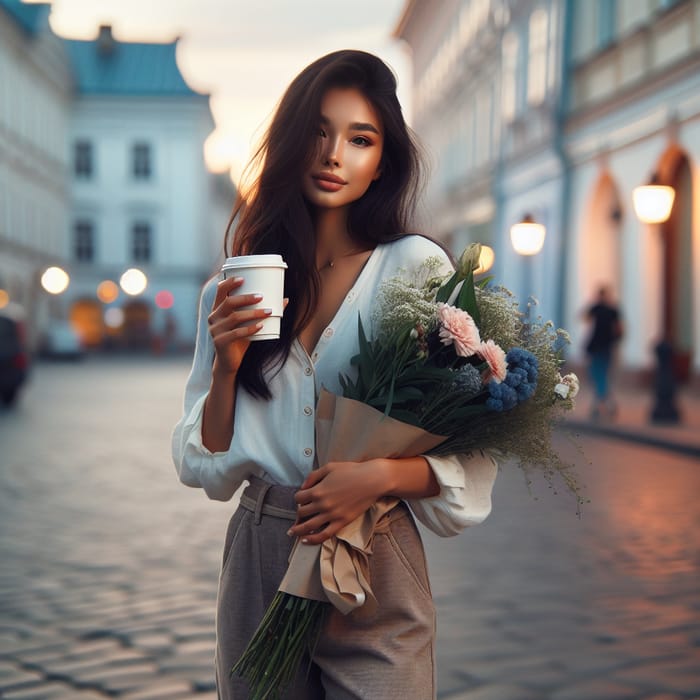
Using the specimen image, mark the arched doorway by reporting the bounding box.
[581,170,624,299]
[70,299,104,348]
[658,147,694,382]
[122,300,152,350]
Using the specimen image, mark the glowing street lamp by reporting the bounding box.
[120,268,148,296]
[40,266,70,295]
[633,176,675,224]
[510,214,546,256]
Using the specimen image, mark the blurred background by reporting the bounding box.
[1,1,699,699]
[1,0,698,387]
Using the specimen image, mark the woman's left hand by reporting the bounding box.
[289,460,390,545]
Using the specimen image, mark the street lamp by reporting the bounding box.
[633,174,679,423]
[633,174,675,224]
[510,214,546,255]
[510,214,546,323]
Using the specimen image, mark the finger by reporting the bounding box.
[214,276,244,306]
[297,468,327,495]
[213,323,265,345]
[289,515,331,539]
[283,297,289,310]
[299,522,340,545]
[211,307,271,333]
[223,292,264,311]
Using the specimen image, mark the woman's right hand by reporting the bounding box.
[207,276,271,376]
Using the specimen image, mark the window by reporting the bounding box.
[597,0,616,49]
[74,220,94,262]
[528,9,548,105]
[132,222,152,262]
[132,142,152,179]
[74,141,93,178]
[502,32,519,122]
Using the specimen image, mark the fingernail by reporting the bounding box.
[263,308,272,314]
[233,277,244,283]
[253,293,263,300]
[286,529,293,537]
[301,538,309,544]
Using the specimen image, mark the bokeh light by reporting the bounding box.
[41,267,70,295]
[97,280,119,303]
[0,289,9,309]
[155,290,174,309]
[119,268,147,296]
[104,307,125,328]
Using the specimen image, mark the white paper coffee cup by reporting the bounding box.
[221,254,288,340]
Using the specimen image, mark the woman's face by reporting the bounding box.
[302,87,384,211]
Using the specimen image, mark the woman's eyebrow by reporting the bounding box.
[320,115,380,135]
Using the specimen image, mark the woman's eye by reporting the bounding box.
[351,136,371,146]
[319,128,327,138]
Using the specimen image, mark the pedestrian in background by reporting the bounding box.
[584,285,624,420]
[172,50,497,699]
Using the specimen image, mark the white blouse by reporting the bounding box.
[171,235,497,537]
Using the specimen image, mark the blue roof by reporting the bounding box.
[0,0,49,35]
[63,29,205,97]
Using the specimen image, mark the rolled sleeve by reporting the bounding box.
[170,278,252,502]
[407,450,498,537]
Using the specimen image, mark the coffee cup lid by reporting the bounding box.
[222,254,287,270]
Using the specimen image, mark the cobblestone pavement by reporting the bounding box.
[0,356,698,700]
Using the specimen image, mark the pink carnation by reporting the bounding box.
[478,339,507,383]
[437,303,481,357]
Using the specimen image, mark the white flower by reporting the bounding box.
[554,382,570,399]
[561,373,580,398]
[554,373,580,400]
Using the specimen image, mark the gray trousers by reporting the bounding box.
[216,476,436,699]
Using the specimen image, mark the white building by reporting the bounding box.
[0,1,73,345]
[396,0,699,382]
[63,25,232,351]
[396,0,567,330]
[0,5,233,351]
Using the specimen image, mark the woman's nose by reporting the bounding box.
[323,138,342,167]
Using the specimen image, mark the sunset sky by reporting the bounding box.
[30,0,410,183]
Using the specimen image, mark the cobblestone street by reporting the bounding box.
[0,357,698,699]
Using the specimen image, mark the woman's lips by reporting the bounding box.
[312,173,346,192]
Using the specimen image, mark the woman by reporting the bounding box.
[172,50,498,699]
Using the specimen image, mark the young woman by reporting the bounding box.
[172,50,498,699]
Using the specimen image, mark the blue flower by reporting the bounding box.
[503,347,538,402]
[486,380,518,411]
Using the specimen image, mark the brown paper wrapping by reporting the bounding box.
[279,389,446,615]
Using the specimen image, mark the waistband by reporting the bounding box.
[239,475,298,524]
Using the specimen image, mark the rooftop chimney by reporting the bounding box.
[97,25,115,56]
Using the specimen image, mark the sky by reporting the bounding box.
[34,0,411,183]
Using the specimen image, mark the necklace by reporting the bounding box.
[319,247,365,271]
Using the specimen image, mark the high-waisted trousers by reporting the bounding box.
[215,476,436,699]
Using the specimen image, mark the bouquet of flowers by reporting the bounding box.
[233,243,581,699]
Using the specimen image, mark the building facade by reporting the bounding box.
[63,25,231,351]
[396,0,699,380]
[0,4,233,351]
[0,1,73,345]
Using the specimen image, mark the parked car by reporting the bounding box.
[40,320,84,360]
[0,302,29,406]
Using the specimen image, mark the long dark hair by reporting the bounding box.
[226,49,424,399]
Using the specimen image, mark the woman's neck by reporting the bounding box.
[314,207,355,267]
